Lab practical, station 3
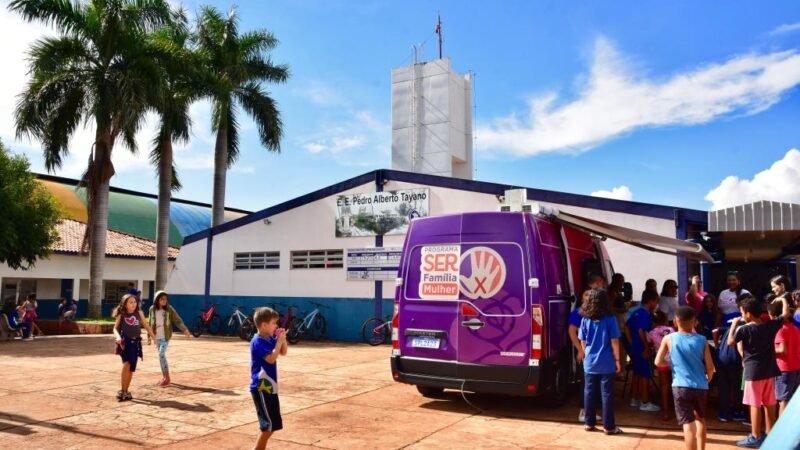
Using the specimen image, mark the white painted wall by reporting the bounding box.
[0,254,169,299]
[167,178,679,300]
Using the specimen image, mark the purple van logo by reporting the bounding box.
[459,247,507,300]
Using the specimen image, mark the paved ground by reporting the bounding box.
[0,335,747,449]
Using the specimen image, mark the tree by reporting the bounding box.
[148,8,203,290]
[10,0,172,317]
[196,6,289,227]
[0,141,61,270]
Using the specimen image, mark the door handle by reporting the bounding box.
[461,318,484,329]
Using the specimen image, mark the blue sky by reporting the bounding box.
[1,0,799,212]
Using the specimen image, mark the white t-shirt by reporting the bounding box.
[155,310,166,340]
[718,288,751,316]
[658,295,679,321]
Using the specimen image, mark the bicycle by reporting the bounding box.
[221,304,250,338]
[191,303,221,337]
[287,302,328,344]
[360,314,392,346]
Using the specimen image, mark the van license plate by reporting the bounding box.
[411,337,440,349]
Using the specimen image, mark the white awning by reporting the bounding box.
[531,204,714,263]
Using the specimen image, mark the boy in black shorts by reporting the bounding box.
[250,307,288,450]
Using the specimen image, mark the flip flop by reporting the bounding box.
[604,427,624,435]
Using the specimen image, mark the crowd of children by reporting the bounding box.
[576,272,800,449]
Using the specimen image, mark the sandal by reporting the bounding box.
[604,427,624,435]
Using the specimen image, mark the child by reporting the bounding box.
[626,290,661,412]
[250,307,288,450]
[579,288,623,435]
[58,298,77,324]
[728,295,790,448]
[648,310,674,421]
[21,294,42,338]
[569,290,601,423]
[698,294,719,340]
[766,301,800,417]
[656,306,715,450]
[147,291,192,387]
[113,294,156,402]
[715,325,746,422]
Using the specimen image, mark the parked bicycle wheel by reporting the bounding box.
[191,316,205,338]
[361,318,389,346]
[286,317,303,344]
[221,314,241,336]
[206,313,222,335]
[310,314,327,341]
[239,317,256,341]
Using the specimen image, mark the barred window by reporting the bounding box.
[234,252,280,270]
[290,249,344,269]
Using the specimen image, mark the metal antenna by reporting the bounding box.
[435,13,443,59]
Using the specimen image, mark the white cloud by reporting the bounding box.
[590,185,633,201]
[769,22,800,36]
[295,80,344,106]
[477,37,800,157]
[705,149,800,210]
[300,110,388,158]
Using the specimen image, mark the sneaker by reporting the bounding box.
[640,402,662,412]
[122,392,133,401]
[719,413,730,422]
[629,399,641,408]
[578,409,602,423]
[736,434,763,448]
[733,411,748,422]
[116,390,124,402]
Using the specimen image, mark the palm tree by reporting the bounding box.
[10,0,171,318]
[148,9,203,290]
[196,6,289,227]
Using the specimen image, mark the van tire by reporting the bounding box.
[416,386,445,398]
[544,352,570,407]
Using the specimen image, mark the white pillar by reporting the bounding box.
[72,278,81,300]
[137,279,147,300]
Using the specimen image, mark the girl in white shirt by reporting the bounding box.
[718,271,750,323]
[658,280,680,321]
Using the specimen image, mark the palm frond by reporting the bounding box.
[8,0,88,36]
[236,81,282,153]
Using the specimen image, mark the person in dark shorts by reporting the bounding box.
[250,307,288,450]
[656,306,715,450]
[113,294,156,402]
[626,290,661,412]
[766,300,800,417]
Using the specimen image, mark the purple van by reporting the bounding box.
[390,211,612,404]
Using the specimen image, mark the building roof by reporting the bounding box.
[53,219,180,260]
[183,168,708,246]
[708,201,800,232]
[36,174,251,247]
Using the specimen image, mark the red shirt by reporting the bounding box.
[775,323,800,372]
[684,290,706,315]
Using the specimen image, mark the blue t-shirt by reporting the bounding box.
[569,309,581,328]
[579,314,621,375]
[626,307,653,353]
[793,311,800,330]
[250,334,278,393]
[669,332,709,390]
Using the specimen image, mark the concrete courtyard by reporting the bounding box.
[0,335,746,449]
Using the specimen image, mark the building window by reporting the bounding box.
[291,250,344,269]
[234,252,280,270]
[103,281,132,305]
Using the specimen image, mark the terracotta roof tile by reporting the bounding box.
[53,219,179,259]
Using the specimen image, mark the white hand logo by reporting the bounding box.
[459,247,506,300]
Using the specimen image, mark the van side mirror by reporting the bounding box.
[528,278,540,289]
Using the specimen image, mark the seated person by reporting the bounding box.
[59,298,78,323]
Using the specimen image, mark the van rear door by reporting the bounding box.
[398,214,462,366]
[456,213,531,381]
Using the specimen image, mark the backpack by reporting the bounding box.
[717,326,741,367]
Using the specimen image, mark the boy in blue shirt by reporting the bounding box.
[656,306,715,450]
[626,290,661,412]
[250,307,288,450]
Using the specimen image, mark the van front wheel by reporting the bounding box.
[416,386,445,398]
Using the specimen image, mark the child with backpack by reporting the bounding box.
[648,310,674,421]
